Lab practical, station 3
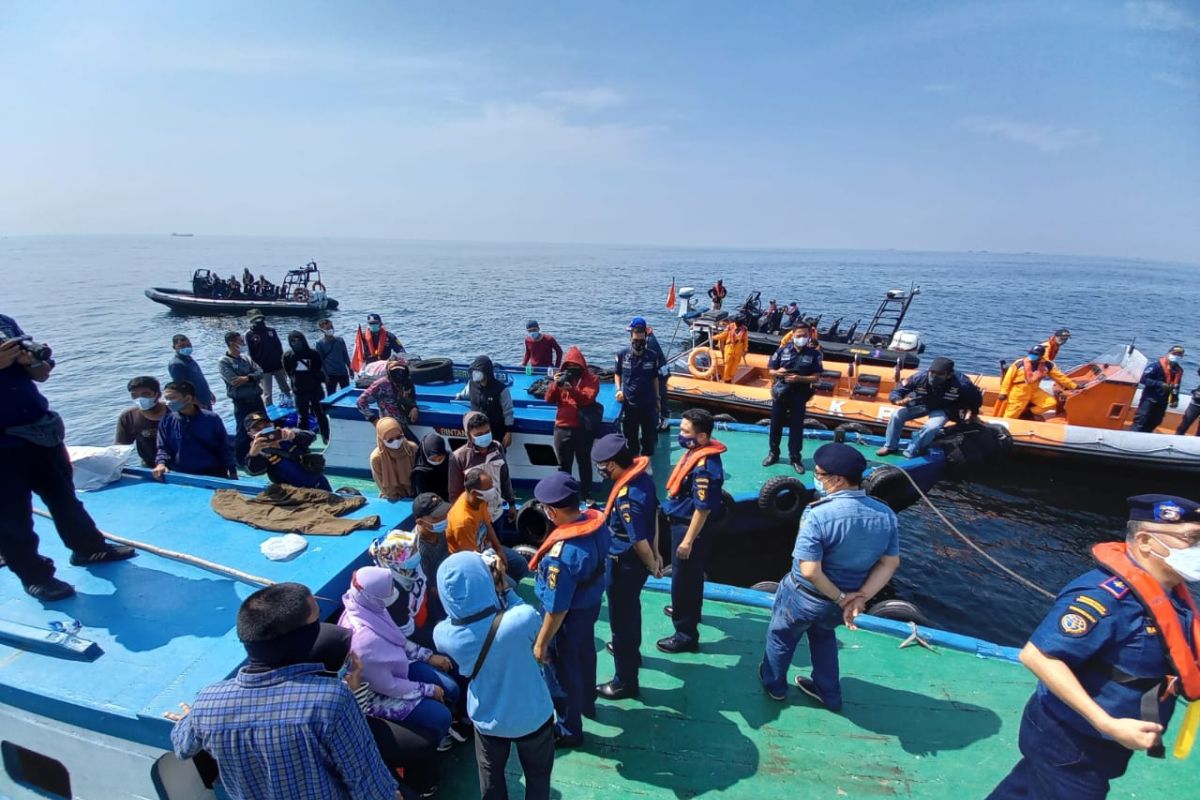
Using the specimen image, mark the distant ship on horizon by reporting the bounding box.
[170,232,194,237]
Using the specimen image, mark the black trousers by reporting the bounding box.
[608,550,650,686]
[552,426,593,499]
[1176,401,1200,435]
[621,402,658,457]
[367,716,438,798]
[474,716,555,800]
[294,390,329,442]
[323,373,350,396]
[670,520,715,643]
[0,441,107,585]
[1132,397,1168,433]
[232,395,266,466]
[769,389,809,462]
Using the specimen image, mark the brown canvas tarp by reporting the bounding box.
[211,484,381,536]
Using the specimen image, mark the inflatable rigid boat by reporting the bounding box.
[145,263,339,316]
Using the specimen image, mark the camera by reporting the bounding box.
[256,426,282,441]
[0,334,54,365]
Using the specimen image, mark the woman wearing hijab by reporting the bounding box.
[339,567,461,745]
[371,418,420,500]
[283,331,329,442]
[357,357,419,425]
[413,433,450,500]
[371,529,432,641]
[454,355,514,448]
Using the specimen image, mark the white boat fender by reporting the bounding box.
[261,533,308,561]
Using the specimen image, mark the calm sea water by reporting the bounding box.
[3,235,1199,646]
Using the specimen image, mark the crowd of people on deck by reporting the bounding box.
[192,268,328,303]
[4,288,1200,800]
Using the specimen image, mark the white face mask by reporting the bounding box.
[471,370,485,383]
[794,337,809,347]
[1151,534,1200,582]
[383,439,405,450]
[321,328,334,337]
[134,396,158,411]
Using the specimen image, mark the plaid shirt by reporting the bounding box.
[171,662,396,800]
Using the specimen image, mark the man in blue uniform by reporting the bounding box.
[877,356,982,458]
[614,317,665,458]
[760,443,899,707]
[592,433,661,700]
[530,472,611,747]
[1133,345,1185,433]
[987,495,1200,799]
[764,325,823,474]
[658,408,726,654]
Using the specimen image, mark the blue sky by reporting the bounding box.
[1,1,1197,261]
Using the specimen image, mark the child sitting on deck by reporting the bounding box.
[339,566,461,748]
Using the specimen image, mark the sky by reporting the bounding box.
[1,1,1198,262]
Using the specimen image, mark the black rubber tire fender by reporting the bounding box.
[713,413,737,423]
[756,475,812,521]
[750,580,780,594]
[408,358,454,384]
[804,418,828,431]
[834,422,872,435]
[588,365,616,382]
[512,544,539,562]
[862,464,920,513]
[867,599,932,627]
[516,499,554,545]
[754,417,772,426]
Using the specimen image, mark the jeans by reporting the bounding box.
[0,441,108,585]
[552,426,593,499]
[883,404,947,456]
[402,697,453,741]
[620,402,659,457]
[260,369,291,404]
[1176,401,1200,435]
[607,550,650,686]
[323,373,350,396]
[548,603,601,738]
[759,578,845,708]
[670,520,715,643]
[1133,397,1168,433]
[232,395,267,466]
[496,546,530,584]
[294,390,329,441]
[986,697,1132,800]
[768,389,809,462]
[474,716,555,800]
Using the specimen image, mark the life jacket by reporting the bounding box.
[601,457,650,519]
[364,327,392,361]
[1019,357,1050,385]
[1042,337,1061,362]
[1092,542,1200,701]
[666,440,727,499]
[1160,358,1182,388]
[528,508,606,570]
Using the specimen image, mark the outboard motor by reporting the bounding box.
[889,330,923,353]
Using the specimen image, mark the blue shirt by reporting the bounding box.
[168,354,216,410]
[790,489,899,593]
[0,315,50,448]
[156,409,236,474]
[768,342,823,397]
[535,521,612,613]
[1029,567,1192,739]
[615,346,664,406]
[662,453,724,520]
[608,471,659,556]
[171,662,396,800]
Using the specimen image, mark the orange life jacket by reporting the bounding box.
[1160,358,1182,388]
[601,456,650,518]
[1020,357,1050,385]
[1043,337,1061,362]
[666,440,727,498]
[364,327,392,360]
[528,508,606,570]
[1092,542,1200,701]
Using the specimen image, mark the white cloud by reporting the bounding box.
[1123,1,1200,32]
[539,87,626,110]
[958,116,1100,152]
[1152,70,1198,88]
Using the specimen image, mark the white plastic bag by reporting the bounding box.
[260,534,308,561]
[67,444,136,491]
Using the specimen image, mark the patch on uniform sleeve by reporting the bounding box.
[547,566,559,590]
[618,486,629,497]
[1068,605,1098,624]
[1099,576,1129,600]
[1146,625,1159,636]
[549,541,564,557]
[622,511,632,524]
[1059,612,1092,636]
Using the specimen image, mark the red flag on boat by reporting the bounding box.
[666,277,676,310]
[350,325,367,373]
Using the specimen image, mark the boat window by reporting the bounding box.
[1,741,71,798]
[523,443,560,467]
[1108,404,1125,420]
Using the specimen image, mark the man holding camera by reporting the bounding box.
[1,315,134,601]
[244,412,331,491]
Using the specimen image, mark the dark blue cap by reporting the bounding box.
[813,443,867,482]
[591,433,629,463]
[367,313,381,323]
[526,319,539,330]
[535,472,580,508]
[1029,344,1046,357]
[1127,494,1200,524]
[628,316,647,331]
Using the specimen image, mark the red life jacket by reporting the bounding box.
[1020,357,1050,385]
[1092,542,1200,701]
[602,456,650,519]
[1159,357,1182,388]
[528,508,606,570]
[666,440,727,499]
[364,327,392,360]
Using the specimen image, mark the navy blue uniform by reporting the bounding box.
[534,521,611,738]
[1134,360,1182,433]
[664,453,724,644]
[616,346,665,457]
[767,342,823,463]
[245,430,331,491]
[606,472,659,686]
[988,568,1193,799]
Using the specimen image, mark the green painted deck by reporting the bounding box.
[434,587,1193,799]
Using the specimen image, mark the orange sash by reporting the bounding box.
[528,508,606,570]
[666,440,727,498]
[1160,357,1182,388]
[1093,542,1200,700]
[1021,357,1050,385]
[365,326,391,360]
[601,456,650,518]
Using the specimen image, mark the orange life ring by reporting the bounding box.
[687,347,718,380]
[293,287,311,302]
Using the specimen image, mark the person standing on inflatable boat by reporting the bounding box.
[987,495,1200,800]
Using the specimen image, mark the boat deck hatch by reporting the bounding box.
[2,741,71,799]
[1108,403,1125,420]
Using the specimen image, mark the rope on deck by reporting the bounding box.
[895,471,1056,600]
[32,507,275,589]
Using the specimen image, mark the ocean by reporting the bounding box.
[3,234,1198,646]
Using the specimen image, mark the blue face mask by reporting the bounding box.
[431,519,448,534]
[529,331,542,340]
[473,431,493,448]
[369,324,381,333]
[678,434,698,450]
[177,347,193,357]
[1027,354,1040,362]
[813,475,828,497]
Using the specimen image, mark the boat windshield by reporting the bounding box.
[1085,345,1147,384]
